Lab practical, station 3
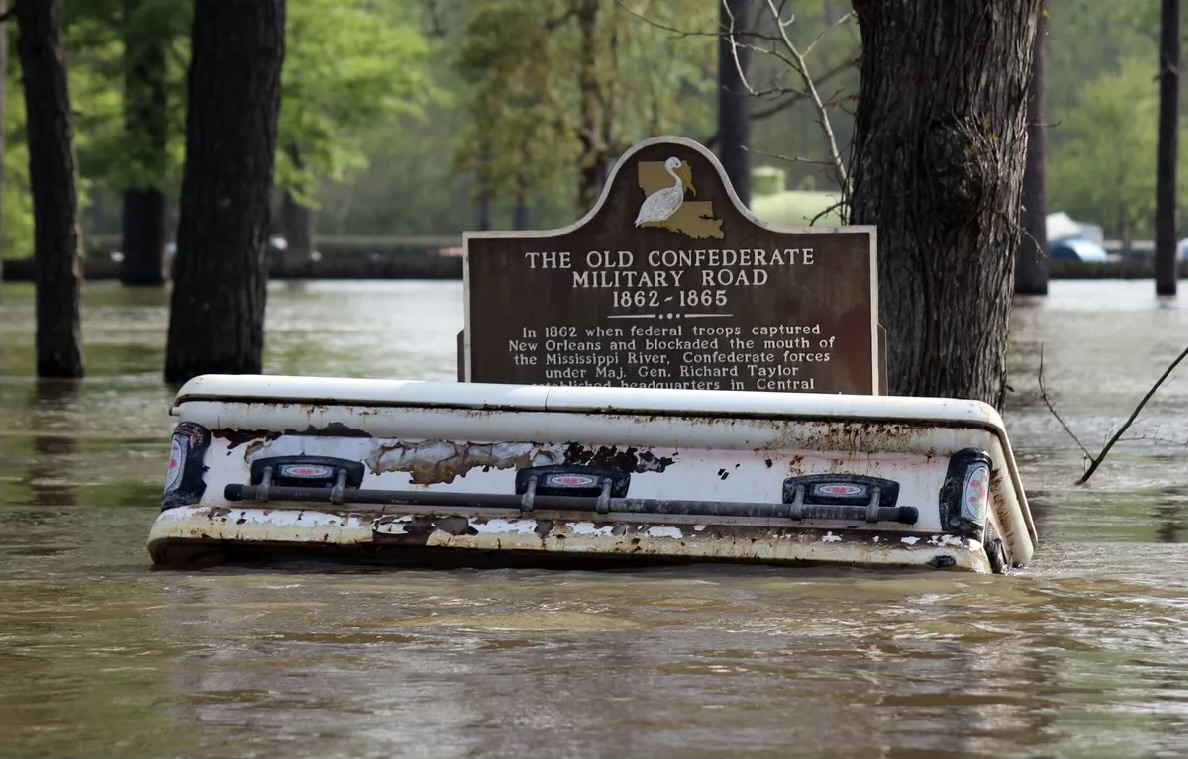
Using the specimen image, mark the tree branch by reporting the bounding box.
[1037,344,1093,460]
[1040,341,1188,483]
[761,0,848,196]
[613,0,777,43]
[1076,343,1188,484]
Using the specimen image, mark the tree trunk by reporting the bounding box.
[120,0,168,287]
[0,1,7,287]
[849,0,1040,408]
[718,0,752,207]
[280,145,314,265]
[513,191,529,231]
[576,0,602,211]
[1155,0,1180,296]
[1015,7,1048,296]
[16,0,84,378]
[164,0,285,385]
[476,197,491,231]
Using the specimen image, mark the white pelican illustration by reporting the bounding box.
[634,156,695,227]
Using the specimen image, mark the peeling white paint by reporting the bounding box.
[568,522,614,536]
[154,372,1038,575]
[472,518,539,535]
[149,506,993,573]
[373,516,412,535]
[900,536,920,545]
[365,439,567,484]
[646,526,683,539]
[928,534,966,547]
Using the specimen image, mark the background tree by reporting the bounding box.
[1016,7,1049,296]
[164,0,285,384]
[453,0,715,224]
[275,0,428,262]
[1050,57,1159,252]
[718,0,753,206]
[15,0,85,377]
[0,2,7,286]
[119,0,182,286]
[1154,0,1179,295]
[848,0,1041,407]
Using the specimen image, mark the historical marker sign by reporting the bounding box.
[463,136,880,395]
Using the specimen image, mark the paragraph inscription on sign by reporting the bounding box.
[463,137,879,395]
[507,319,838,392]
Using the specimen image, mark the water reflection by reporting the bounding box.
[1155,501,1187,544]
[25,379,82,508]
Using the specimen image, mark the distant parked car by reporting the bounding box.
[1176,237,1188,260]
[1050,238,1111,262]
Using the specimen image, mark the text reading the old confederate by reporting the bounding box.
[523,248,815,314]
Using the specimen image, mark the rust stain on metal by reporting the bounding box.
[563,443,675,473]
[216,429,281,451]
[294,422,371,438]
[367,440,565,484]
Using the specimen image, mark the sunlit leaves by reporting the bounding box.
[1050,56,1160,241]
[276,0,431,208]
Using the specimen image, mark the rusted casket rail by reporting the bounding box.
[147,376,1038,573]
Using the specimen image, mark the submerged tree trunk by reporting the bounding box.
[120,0,168,286]
[1015,8,1048,296]
[718,0,752,206]
[164,0,285,384]
[0,1,7,287]
[849,0,1040,408]
[16,0,84,377]
[279,143,313,264]
[1155,0,1180,296]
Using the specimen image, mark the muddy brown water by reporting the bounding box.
[1,279,1187,759]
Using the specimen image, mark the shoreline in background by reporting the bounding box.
[4,254,1188,282]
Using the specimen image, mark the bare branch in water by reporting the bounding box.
[1040,342,1188,484]
[1038,344,1093,461]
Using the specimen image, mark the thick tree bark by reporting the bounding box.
[16,0,84,378]
[1155,0,1180,296]
[120,0,168,287]
[0,1,7,286]
[1015,8,1048,296]
[576,0,602,211]
[718,0,752,207]
[849,0,1040,408]
[165,0,285,384]
[280,145,313,264]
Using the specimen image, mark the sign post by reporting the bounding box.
[463,136,881,395]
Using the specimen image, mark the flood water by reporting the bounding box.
[2,278,1187,758]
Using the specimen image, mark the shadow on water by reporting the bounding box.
[24,379,82,508]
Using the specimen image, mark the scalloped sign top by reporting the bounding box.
[462,136,879,395]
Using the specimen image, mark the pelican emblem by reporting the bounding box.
[634,156,695,228]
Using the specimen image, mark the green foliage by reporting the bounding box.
[3,59,33,259]
[276,0,431,208]
[66,0,191,196]
[4,0,1184,247]
[1049,56,1160,241]
[452,0,716,220]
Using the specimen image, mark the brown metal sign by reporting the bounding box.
[463,136,879,395]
